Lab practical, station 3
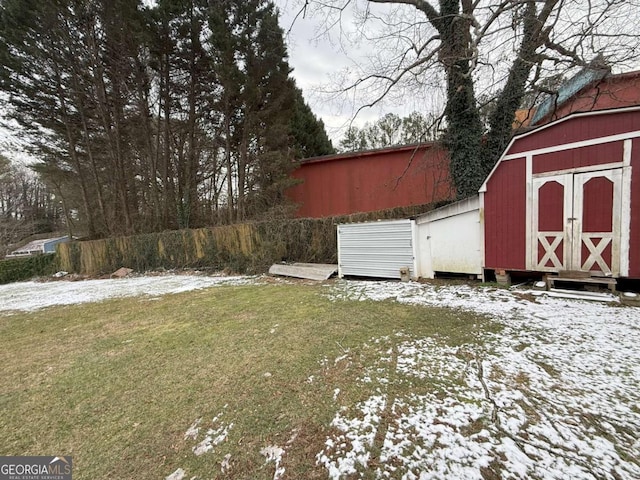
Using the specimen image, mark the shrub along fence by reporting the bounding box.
[0,254,58,284]
[52,202,442,276]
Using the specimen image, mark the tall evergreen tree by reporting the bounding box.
[0,0,334,235]
[289,85,335,159]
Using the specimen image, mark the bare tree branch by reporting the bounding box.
[368,0,440,25]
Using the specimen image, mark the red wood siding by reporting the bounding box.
[484,158,527,270]
[287,144,454,218]
[532,142,624,174]
[538,181,564,231]
[486,108,640,278]
[537,181,565,268]
[629,138,640,277]
[582,177,614,232]
[581,176,615,272]
[510,110,640,154]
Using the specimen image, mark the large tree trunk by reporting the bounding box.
[437,0,484,199]
[223,99,235,224]
[161,48,177,230]
[481,1,559,176]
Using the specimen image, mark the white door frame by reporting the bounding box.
[572,169,623,276]
[530,173,573,272]
[528,167,627,275]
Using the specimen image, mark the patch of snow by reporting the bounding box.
[287,428,300,446]
[333,388,340,401]
[317,280,640,479]
[333,354,348,364]
[260,445,285,480]
[184,418,201,440]
[0,274,254,313]
[194,422,233,456]
[192,437,213,456]
[165,468,186,480]
[221,453,232,474]
[186,412,233,457]
[193,422,233,456]
[317,395,386,478]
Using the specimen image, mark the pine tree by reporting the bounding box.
[0,0,335,233]
[289,85,335,159]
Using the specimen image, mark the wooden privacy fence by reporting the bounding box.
[56,220,333,275]
[56,203,442,275]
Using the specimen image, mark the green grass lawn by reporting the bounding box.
[0,282,494,479]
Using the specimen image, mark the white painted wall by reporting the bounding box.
[416,197,482,278]
[336,199,482,281]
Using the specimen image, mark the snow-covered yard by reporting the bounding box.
[321,280,640,479]
[1,275,638,479]
[0,274,253,313]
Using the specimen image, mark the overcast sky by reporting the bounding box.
[273,0,431,143]
[275,0,375,142]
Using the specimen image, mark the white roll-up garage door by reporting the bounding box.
[337,219,416,279]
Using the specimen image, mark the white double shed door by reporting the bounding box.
[530,167,629,276]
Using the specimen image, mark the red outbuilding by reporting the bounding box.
[481,106,640,281]
[286,143,454,218]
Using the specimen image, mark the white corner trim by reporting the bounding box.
[620,140,633,276]
[525,155,533,270]
[411,219,420,279]
[479,191,486,273]
[623,138,633,167]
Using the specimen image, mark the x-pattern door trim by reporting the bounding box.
[530,174,572,272]
[529,169,622,274]
[536,232,564,269]
[572,170,622,276]
[580,233,614,273]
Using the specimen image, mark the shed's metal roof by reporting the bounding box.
[298,142,439,166]
[9,236,68,255]
[530,67,609,125]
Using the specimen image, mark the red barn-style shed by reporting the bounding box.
[286,143,454,218]
[481,106,640,280]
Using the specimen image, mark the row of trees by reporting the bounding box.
[0,156,62,254]
[338,111,440,152]
[0,0,334,238]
